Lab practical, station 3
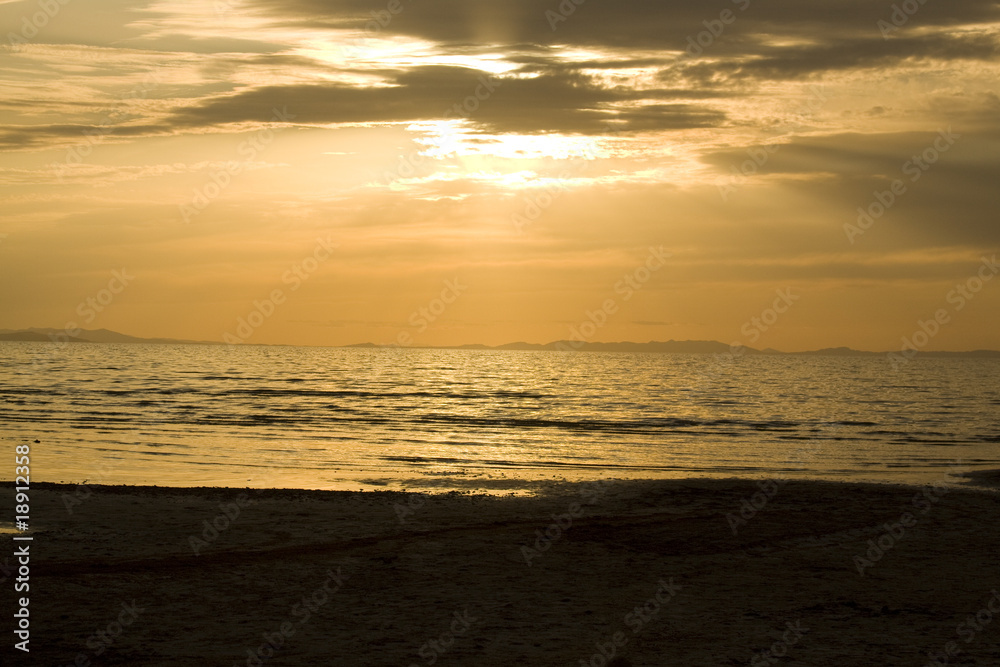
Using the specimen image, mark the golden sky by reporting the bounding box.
[1,0,999,351]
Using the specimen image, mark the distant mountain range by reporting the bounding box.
[347,340,746,354]
[2,328,999,357]
[351,340,1000,357]
[0,328,219,345]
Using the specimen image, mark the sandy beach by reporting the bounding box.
[3,476,1000,666]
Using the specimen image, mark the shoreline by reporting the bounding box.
[4,477,1000,665]
[4,458,998,498]
[4,462,998,497]
[8,468,1000,494]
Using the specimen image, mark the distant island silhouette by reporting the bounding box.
[2,327,999,357]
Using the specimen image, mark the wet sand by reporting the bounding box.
[3,476,1000,666]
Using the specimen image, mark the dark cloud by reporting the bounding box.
[15,2,997,143]
[701,131,956,176]
[702,129,979,177]
[245,0,1000,52]
[168,65,727,134]
[704,32,1000,81]
[0,124,167,149]
[702,127,1000,246]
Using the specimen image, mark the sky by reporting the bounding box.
[1,0,999,351]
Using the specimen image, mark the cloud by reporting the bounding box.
[701,126,1000,246]
[167,64,727,134]
[0,123,169,149]
[132,0,1000,141]
[247,0,1000,52]
[678,32,1000,82]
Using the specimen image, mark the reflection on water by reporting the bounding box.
[0,342,998,491]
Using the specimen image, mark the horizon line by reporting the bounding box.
[2,327,1000,357]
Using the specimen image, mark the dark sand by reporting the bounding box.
[3,477,1000,666]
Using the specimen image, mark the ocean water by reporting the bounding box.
[1,342,998,491]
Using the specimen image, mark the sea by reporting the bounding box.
[1,341,998,492]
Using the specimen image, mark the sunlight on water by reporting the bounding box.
[0,341,998,491]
